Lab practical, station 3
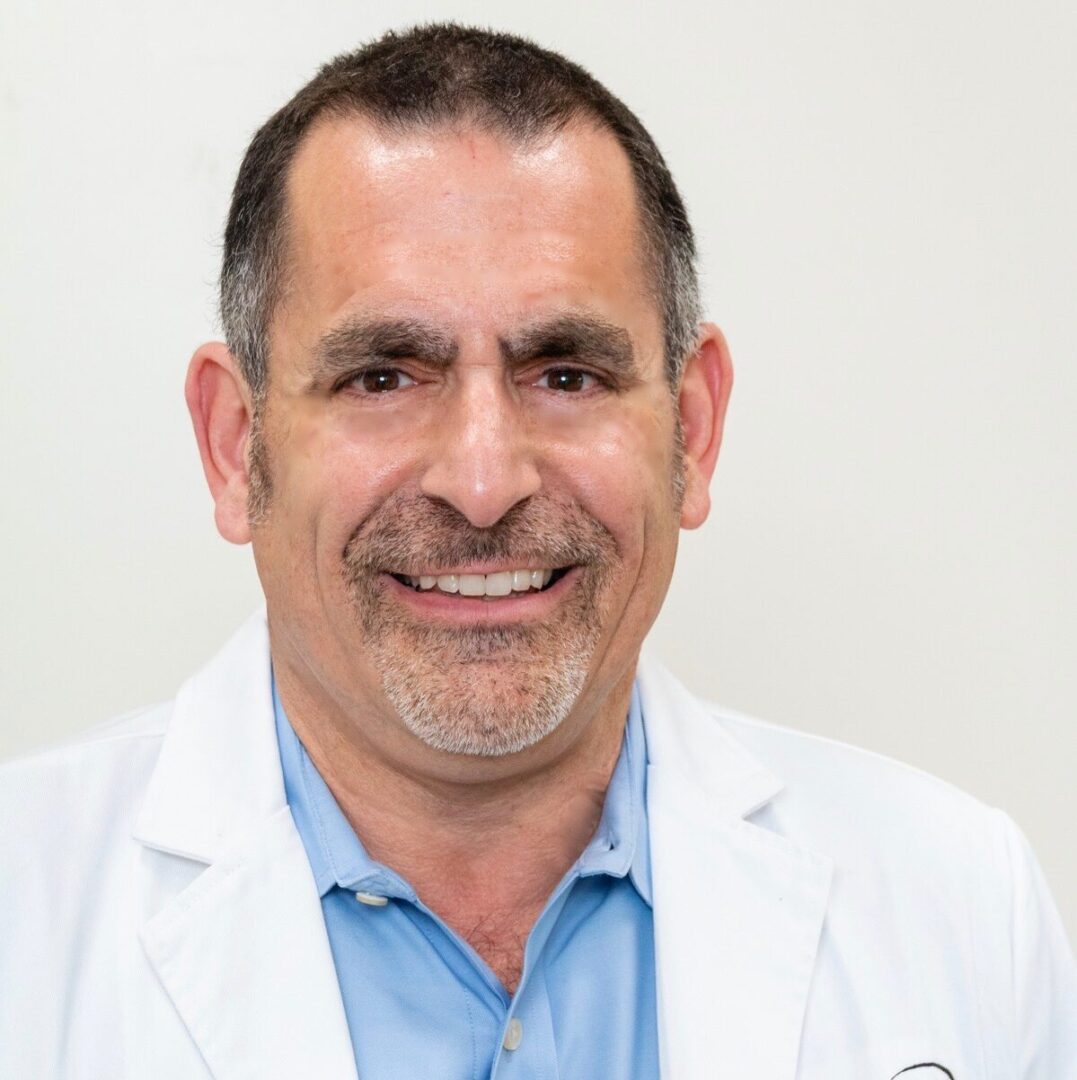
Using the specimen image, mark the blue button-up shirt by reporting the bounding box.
[274,678,659,1079]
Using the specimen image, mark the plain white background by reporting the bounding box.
[2,1,1074,944]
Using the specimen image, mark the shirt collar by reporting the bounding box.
[273,675,652,908]
[573,682,652,905]
[273,679,414,901]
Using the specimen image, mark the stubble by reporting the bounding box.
[341,493,621,756]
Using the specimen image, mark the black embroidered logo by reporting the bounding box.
[890,1065,955,1079]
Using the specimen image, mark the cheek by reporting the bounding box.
[268,404,418,551]
[541,400,679,563]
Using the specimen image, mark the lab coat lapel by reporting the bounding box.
[638,657,833,1080]
[133,612,357,1079]
[139,807,357,1079]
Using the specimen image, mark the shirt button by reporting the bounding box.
[502,1018,523,1051]
[354,891,388,906]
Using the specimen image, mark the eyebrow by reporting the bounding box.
[307,311,639,385]
[309,317,458,385]
[501,314,640,381]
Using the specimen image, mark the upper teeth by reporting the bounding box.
[402,568,554,596]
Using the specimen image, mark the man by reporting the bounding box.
[1,23,1073,1080]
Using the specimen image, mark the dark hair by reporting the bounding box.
[220,22,701,397]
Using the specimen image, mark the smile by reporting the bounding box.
[390,567,571,598]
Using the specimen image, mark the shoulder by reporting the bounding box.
[1,700,171,784]
[639,655,1004,856]
[702,700,1012,871]
[691,695,1028,933]
[637,647,1024,907]
[0,703,172,873]
[694,699,1077,1065]
[714,702,995,828]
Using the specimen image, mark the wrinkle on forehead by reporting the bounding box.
[270,114,661,374]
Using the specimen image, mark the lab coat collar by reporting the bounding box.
[133,616,794,871]
[133,609,282,864]
[134,610,359,1079]
[636,651,788,820]
[134,615,831,1080]
[637,651,834,1080]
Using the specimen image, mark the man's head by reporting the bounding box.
[220,24,702,413]
[187,24,732,770]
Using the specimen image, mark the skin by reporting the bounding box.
[187,114,733,992]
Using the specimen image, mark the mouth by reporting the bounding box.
[388,565,573,599]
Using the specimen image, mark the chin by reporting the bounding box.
[380,646,590,758]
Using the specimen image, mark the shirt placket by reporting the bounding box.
[488,879,577,1080]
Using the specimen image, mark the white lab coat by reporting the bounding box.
[1,610,1074,1079]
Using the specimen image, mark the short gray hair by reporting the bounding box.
[220,23,701,399]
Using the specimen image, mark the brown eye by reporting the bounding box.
[357,369,414,393]
[543,368,594,392]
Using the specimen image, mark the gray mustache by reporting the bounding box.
[343,495,618,576]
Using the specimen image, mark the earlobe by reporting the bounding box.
[185,342,255,545]
[677,323,734,530]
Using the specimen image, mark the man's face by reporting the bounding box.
[248,115,699,759]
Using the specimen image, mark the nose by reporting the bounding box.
[419,369,541,528]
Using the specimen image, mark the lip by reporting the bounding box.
[390,563,553,577]
[380,565,582,625]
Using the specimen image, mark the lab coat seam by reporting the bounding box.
[993,807,1026,1077]
[0,726,167,774]
[713,709,998,819]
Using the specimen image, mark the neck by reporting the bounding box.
[274,656,636,968]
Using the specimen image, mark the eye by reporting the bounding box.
[536,367,598,393]
[353,368,416,394]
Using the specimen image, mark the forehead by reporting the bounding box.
[275,114,657,350]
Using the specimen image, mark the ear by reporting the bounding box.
[185,342,255,545]
[677,322,734,530]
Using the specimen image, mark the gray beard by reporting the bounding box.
[342,493,619,757]
[377,623,594,757]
